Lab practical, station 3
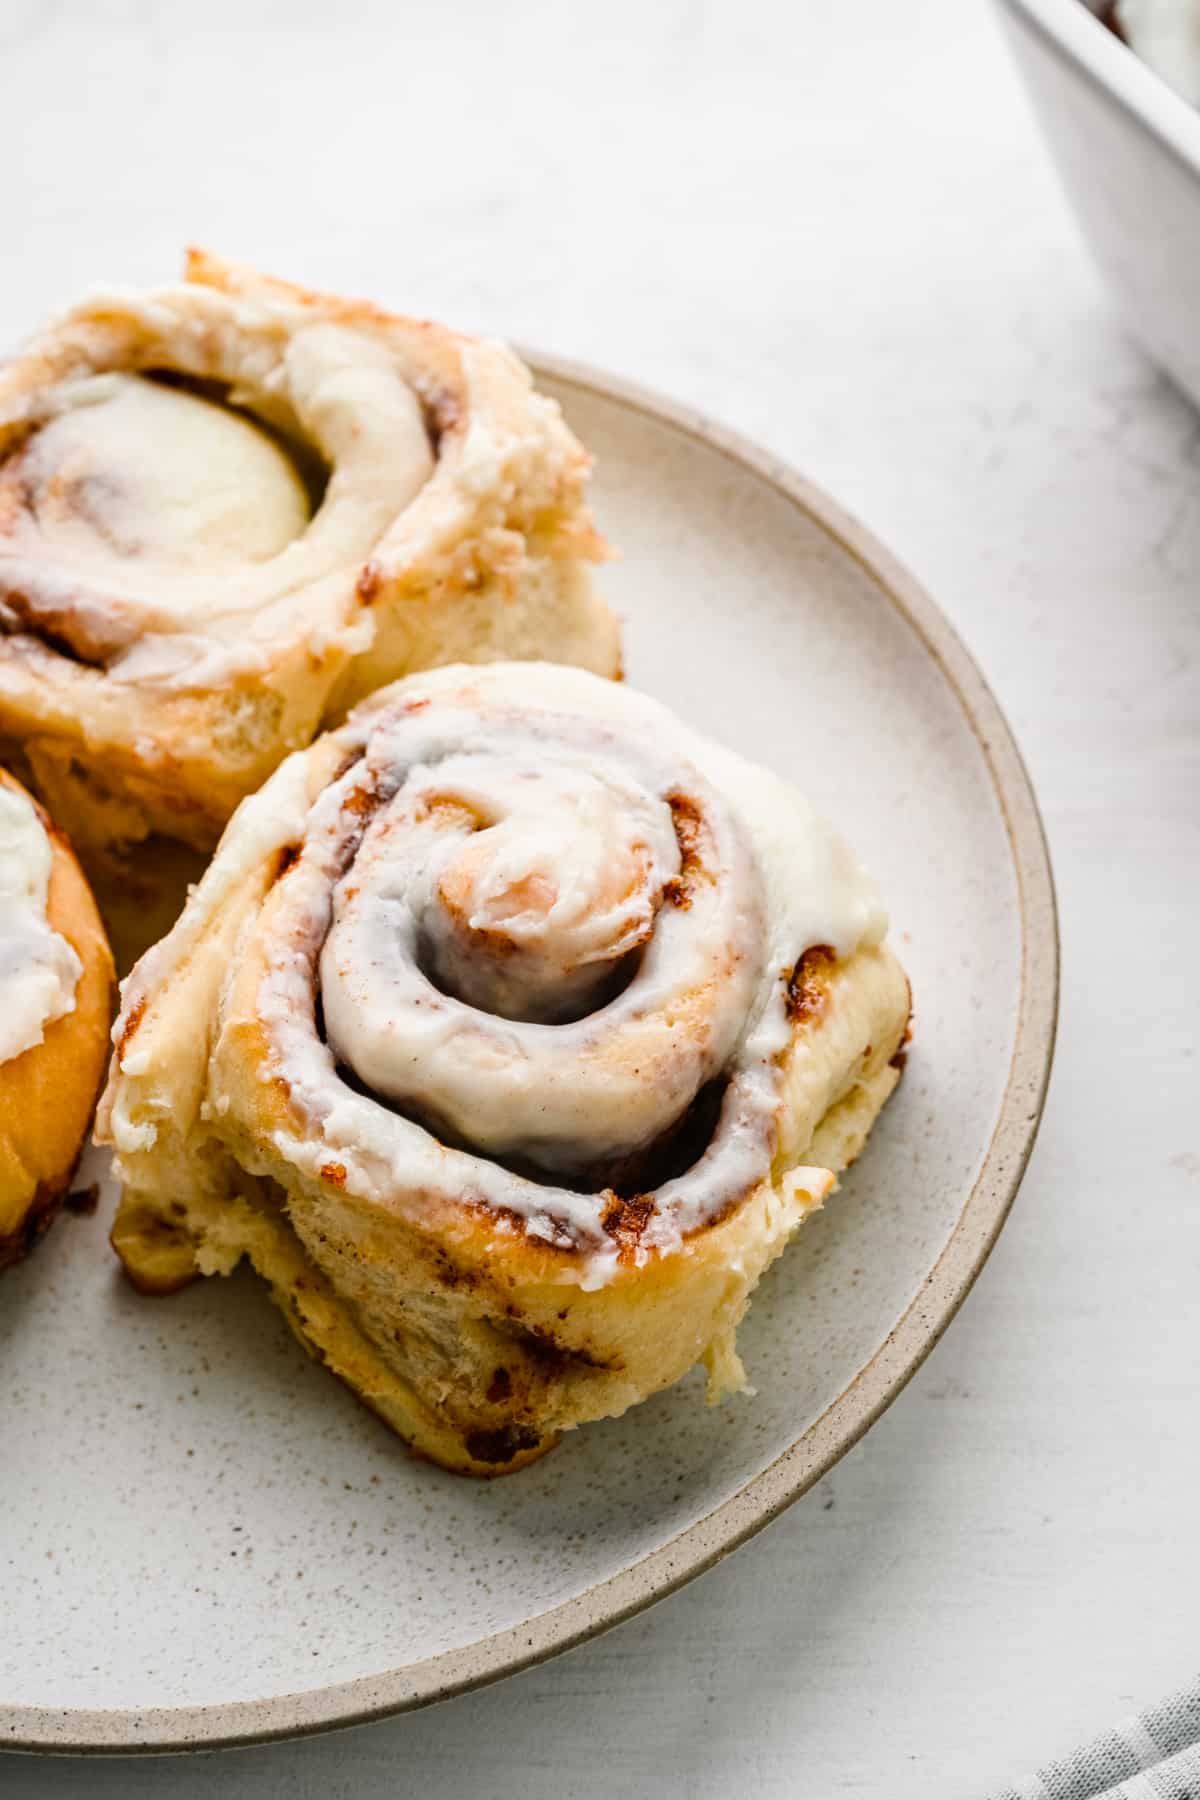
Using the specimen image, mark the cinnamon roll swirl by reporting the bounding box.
[0,252,617,961]
[100,664,910,1474]
[0,767,114,1268]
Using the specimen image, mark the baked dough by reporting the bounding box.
[0,767,114,1268]
[0,252,618,959]
[100,664,910,1474]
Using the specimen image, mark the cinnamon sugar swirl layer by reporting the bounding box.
[0,252,618,959]
[100,664,910,1475]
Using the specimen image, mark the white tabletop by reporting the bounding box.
[5,0,1197,1793]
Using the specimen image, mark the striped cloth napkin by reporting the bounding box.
[992,1681,1200,1799]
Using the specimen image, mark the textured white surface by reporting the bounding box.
[1,0,1197,1793]
[2,326,1026,1722]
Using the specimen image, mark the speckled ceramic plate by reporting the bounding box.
[0,358,1057,1755]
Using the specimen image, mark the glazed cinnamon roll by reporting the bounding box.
[0,251,617,962]
[100,664,910,1474]
[0,767,114,1268]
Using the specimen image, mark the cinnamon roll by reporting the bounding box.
[0,251,617,961]
[99,664,910,1474]
[0,767,114,1268]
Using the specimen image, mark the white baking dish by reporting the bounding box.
[996,0,1200,408]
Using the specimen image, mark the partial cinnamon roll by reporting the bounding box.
[100,664,910,1474]
[0,251,618,963]
[0,767,114,1268]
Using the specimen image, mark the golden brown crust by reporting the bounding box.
[0,768,115,1266]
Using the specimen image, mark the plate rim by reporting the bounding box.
[1,351,1059,1756]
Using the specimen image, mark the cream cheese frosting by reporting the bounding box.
[24,373,311,575]
[317,719,764,1176]
[99,658,909,1471]
[0,289,436,681]
[108,663,888,1286]
[0,783,81,1065]
[170,663,886,1284]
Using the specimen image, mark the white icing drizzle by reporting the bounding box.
[0,784,82,1065]
[248,664,887,1286]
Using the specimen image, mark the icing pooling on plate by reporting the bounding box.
[245,664,887,1283]
[0,784,81,1065]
